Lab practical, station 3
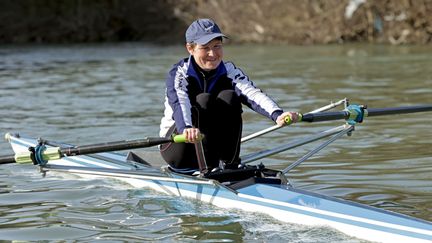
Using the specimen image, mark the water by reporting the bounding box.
[0,43,431,242]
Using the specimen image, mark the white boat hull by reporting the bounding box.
[7,134,432,243]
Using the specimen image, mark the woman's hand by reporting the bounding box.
[276,112,300,126]
[183,127,202,143]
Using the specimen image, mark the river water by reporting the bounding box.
[0,43,431,242]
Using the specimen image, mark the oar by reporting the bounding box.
[0,133,189,165]
[300,105,432,123]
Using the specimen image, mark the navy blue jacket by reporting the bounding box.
[160,56,283,137]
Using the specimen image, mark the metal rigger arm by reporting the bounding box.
[240,99,356,175]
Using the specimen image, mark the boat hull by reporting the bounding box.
[7,134,432,243]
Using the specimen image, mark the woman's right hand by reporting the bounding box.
[183,127,202,143]
[276,112,300,126]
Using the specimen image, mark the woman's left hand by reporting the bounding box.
[276,112,300,126]
[183,127,202,143]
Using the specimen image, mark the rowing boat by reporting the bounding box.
[2,102,432,243]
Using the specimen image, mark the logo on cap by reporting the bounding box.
[204,25,214,33]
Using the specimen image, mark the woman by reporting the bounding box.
[160,19,299,172]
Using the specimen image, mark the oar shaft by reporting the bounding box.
[241,124,281,143]
[367,105,432,117]
[301,111,349,122]
[301,105,432,123]
[61,137,174,156]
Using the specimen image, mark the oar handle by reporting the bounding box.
[284,113,303,125]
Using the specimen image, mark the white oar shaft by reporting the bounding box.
[308,99,347,113]
[241,99,347,143]
[241,124,282,143]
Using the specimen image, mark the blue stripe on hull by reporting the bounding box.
[236,184,432,241]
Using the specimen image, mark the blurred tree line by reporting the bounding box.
[1,0,431,44]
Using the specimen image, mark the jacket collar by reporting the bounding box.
[186,55,227,92]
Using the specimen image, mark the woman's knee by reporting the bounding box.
[160,142,197,169]
[217,90,241,110]
[196,93,212,110]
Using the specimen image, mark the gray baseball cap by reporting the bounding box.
[185,19,227,45]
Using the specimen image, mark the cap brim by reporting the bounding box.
[194,33,228,45]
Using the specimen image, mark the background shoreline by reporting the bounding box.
[1,0,431,45]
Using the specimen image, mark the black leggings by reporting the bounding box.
[160,90,242,169]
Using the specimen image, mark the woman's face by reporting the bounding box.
[187,38,223,71]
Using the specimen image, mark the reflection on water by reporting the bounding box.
[0,43,431,241]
